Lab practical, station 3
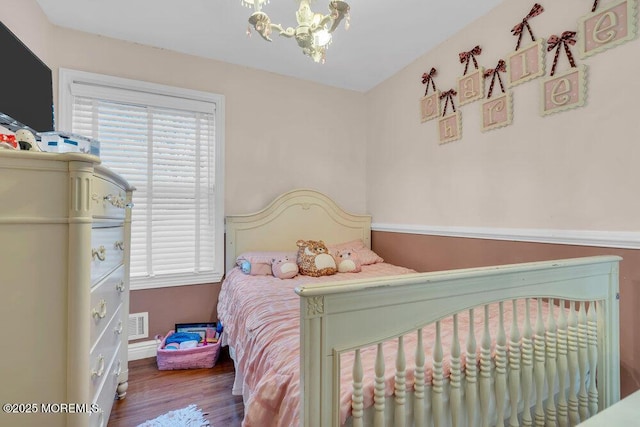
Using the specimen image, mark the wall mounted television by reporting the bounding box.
[0,21,54,134]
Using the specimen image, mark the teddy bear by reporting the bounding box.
[335,249,362,273]
[296,239,337,277]
[271,256,299,279]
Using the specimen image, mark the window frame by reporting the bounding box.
[58,68,225,290]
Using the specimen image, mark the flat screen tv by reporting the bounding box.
[0,21,54,133]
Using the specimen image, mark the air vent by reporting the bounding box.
[128,312,149,340]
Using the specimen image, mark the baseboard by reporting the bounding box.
[128,339,157,361]
[371,223,640,250]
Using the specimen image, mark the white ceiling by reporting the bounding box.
[35,0,503,92]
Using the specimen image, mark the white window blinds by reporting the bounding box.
[59,69,225,289]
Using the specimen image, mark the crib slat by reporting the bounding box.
[495,302,507,427]
[480,305,492,427]
[533,299,546,427]
[432,322,444,427]
[395,336,406,427]
[351,349,364,427]
[567,301,580,426]
[450,315,462,427]
[521,299,534,427]
[414,328,425,427]
[556,301,569,427]
[545,299,558,426]
[577,301,589,422]
[508,299,521,427]
[374,343,385,427]
[466,308,478,427]
[587,302,598,418]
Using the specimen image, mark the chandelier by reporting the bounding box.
[242,0,351,64]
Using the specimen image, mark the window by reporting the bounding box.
[59,69,225,289]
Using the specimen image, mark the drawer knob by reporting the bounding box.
[114,241,125,251]
[104,194,125,209]
[114,360,122,377]
[92,299,108,319]
[91,355,105,378]
[97,409,105,427]
[92,246,106,261]
[115,321,123,335]
[116,281,125,292]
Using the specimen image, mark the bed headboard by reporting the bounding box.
[225,189,372,273]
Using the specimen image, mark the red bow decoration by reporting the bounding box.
[483,59,506,98]
[459,46,482,75]
[421,68,438,96]
[511,3,544,51]
[547,31,577,76]
[439,89,458,116]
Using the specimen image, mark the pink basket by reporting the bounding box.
[156,330,221,370]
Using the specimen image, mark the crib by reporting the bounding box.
[222,189,620,426]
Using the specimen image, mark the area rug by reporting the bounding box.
[137,404,210,427]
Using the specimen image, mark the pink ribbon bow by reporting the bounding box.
[511,3,544,51]
[421,68,437,96]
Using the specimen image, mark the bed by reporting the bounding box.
[218,188,621,427]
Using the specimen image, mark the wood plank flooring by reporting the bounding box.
[108,347,244,426]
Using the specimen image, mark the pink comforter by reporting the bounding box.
[217,263,548,426]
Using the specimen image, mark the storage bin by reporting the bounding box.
[37,131,100,156]
[156,330,221,370]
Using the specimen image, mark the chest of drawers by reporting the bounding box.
[0,151,134,427]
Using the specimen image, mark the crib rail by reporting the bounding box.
[296,256,621,427]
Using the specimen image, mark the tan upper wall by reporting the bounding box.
[0,0,368,216]
[365,0,640,231]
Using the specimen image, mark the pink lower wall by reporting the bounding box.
[372,230,640,398]
[129,283,221,343]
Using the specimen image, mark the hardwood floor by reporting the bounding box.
[108,347,244,426]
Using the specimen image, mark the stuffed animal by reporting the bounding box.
[296,239,337,277]
[271,256,299,279]
[335,249,362,273]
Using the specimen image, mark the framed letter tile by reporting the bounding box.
[506,39,545,87]
[438,111,462,144]
[457,68,484,106]
[481,92,513,132]
[578,0,637,59]
[540,65,588,116]
[420,91,441,123]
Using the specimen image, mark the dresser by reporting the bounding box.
[0,150,134,427]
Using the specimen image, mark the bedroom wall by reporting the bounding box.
[1,0,368,344]
[366,0,640,397]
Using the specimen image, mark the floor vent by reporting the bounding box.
[128,312,149,340]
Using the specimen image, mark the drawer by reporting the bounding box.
[92,176,127,219]
[90,347,122,427]
[90,305,123,400]
[90,265,126,345]
[91,226,125,285]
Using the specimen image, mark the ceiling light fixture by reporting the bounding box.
[243,0,350,64]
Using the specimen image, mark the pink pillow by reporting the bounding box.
[327,239,384,265]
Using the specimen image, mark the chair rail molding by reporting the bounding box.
[371,223,640,250]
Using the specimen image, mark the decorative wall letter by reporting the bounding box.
[420,68,440,122]
[541,30,588,116]
[457,46,484,105]
[578,0,638,59]
[481,60,513,132]
[541,65,588,116]
[507,4,545,88]
[439,112,462,144]
[507,39,545,87]
[439,89,461,144]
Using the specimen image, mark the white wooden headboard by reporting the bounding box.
[225,189,372,273]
